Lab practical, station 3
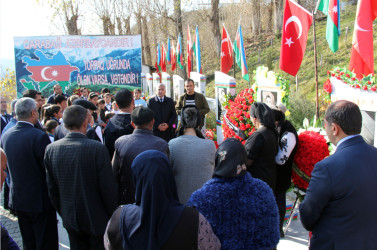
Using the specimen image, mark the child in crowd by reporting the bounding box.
[45,120,58,142]
[43,105,62,126]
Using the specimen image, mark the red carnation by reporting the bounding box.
[323,79,332,93]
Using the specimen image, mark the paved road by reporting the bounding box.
[1,191,309,249]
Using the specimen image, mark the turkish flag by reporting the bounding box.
[221,24,233,74]
[187,24,192,78]
[171,43,176,71]
[279,0,313,76]
[349,0,377,79]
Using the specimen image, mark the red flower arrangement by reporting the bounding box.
[204,128,219,149]
[222,88,256,145]
[292,131,330,190]
[325,68,377,93]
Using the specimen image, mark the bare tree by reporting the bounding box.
[274,0,284,35]
[174,0,187,79]
[251,0,261,35]
[93,0,116,35]
[210,0,221,58]
[46,0,82,35]
[142,16,152,65]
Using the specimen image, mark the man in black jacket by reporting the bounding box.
[148,84,177,142]
[104,89,134,158]
[44,105,118,249]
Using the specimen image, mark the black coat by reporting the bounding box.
[104,114,134,158]
[147,96,177,142]
[44,132,118,236]
[1,122,53,212]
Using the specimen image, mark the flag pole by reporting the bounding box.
[313,11,320,119]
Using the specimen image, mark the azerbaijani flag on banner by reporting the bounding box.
[167,38,171,64]
[318,0,340,52]
[177,34,184,70]
[192,25,202,73]
[234,24,249,82]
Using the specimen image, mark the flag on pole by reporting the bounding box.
[187,24,192,78]
[279,0,313,76]
[161,43,167,72]
[192,25,202,73]
[349,0,377,79]
[177,34,184,70]
[234,23,249,82]
[171,43,176,71]
[167,38,171,64]
[155,43,161,73]
[318,0,340,52]
[221,24,233,74]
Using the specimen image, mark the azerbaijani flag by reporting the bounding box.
[167,37,171,64]
[318,0,340,52]
[192,25,202,73]
[155,43,161,72]
[177,34,184,70]
[234,24,249,82]
[23,50,79,90]
[160,43,167,72]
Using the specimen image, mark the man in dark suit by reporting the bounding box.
[299,100,377,249]
[44,105,118,250]
[0,97,12,135]
[1,97,58,250]
[47,84,69,104]
[113,106,168,205]
[22,89,44,130]
[104,89,134,158]
[148,84,177,142]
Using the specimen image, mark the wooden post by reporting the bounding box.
[313,11,320,119]
[296,75,299,92]
[233,52,236,78]
[345,27,349,49]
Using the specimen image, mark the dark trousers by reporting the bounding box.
[275,192,286,232]
[66,229,105,250]
[16,209,58,250]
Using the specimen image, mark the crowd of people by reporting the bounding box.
[1,78,377,250]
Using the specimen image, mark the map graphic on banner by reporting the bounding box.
[14,35,142,98]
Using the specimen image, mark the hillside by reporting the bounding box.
[205,3,377,106]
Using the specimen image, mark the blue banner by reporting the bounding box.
[14,35,142,98]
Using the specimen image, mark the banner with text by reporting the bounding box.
[14,35,142,98]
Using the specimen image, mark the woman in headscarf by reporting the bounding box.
[245,102,278,191]
[187,138,280,250]
[104,150,220,250]
[169,106,215,204]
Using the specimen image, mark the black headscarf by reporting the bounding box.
[120,150,186,250]
[213,138,248,178]
[249,102,276,129]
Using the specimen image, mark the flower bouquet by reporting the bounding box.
[292,130,330,195]
[222,88,256,144]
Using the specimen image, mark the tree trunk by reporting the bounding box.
[174,0,187,79]
[102,16,112,35]
[211,0,221,58]
[142,16,152,66]
[136,13,145,64]
[251,0,261,36]
[273,0,284,35]
[66,15,79,35]
[124,17,131,34]
[117,17,122,34]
